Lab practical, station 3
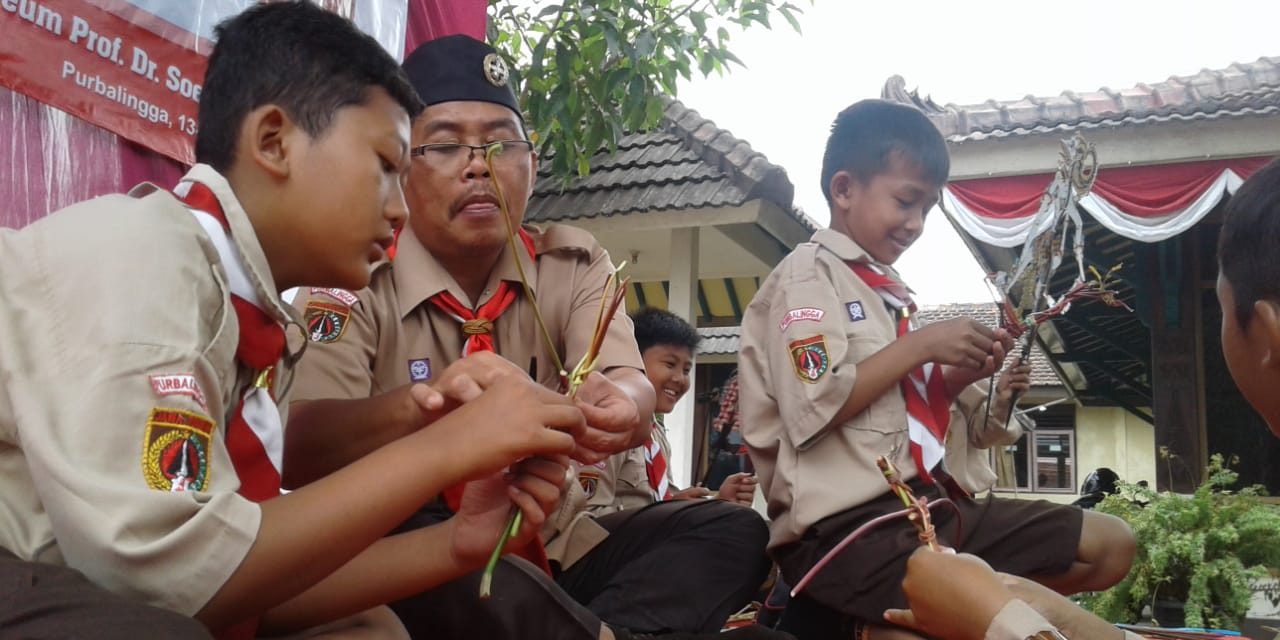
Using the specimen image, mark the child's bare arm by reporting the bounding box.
[821,337,933,430]
[257,456,569,633]
[196,376,583,630]
[986,359,1032,432]
[821,318,997,431]
[284,352,528,487]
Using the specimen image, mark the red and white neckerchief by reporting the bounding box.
[848,262,966,499]
[176,180,285,640]
[433,229,552,575]
[644,421,673,501]
[176,181,284,504]
[427,229,537,357]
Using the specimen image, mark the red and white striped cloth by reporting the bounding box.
[177,180,284,504]
[847,262,954,490]
[644,422,673,501]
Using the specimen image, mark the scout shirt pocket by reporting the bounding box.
[837,294,909,453]
[840,334,903,435]
[613,447,654,511]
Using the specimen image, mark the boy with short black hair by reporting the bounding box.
[1218,157,1280,434]
[739,99,1135,639]
[588,306,756,508]
[556,306,771,634]
[881,157,1280,640]
[0,3,581,637]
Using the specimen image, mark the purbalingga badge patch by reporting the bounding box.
[305,300,350,344]
[788,335,830,383]
[142,408,214,492]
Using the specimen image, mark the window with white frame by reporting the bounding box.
[992,405,1076,493]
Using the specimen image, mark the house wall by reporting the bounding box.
[1076,406,1158,491]
[997,405,1156,505]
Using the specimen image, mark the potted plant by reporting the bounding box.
[1079,453,1280,630]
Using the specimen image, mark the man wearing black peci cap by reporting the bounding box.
[285,34,784,640]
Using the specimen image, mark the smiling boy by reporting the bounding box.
[739,100,1135,639]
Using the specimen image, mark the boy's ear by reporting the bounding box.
[240,104,294,181]
[829,170,857,210]
[1254,299,1280,369]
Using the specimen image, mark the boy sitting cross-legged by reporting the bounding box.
[738,99,1135,640]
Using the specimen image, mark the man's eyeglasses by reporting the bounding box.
[410,140,534,171]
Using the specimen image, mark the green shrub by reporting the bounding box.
[1079,454,1280,629]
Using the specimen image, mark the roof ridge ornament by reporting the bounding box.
[881,75,945,114]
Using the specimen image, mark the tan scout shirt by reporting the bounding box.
[290,222,643,565]
[291,223,642,400]
[581,421,674,517]
[947,385,1025,495]
[0,165,305,616]
[740,229,1017,550]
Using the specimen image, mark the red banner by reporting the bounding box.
[0,0,209,164]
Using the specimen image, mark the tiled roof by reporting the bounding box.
[695,308,1063,388]
[918,304,1061,388]
[527,99,816,231]
[882,56,1280,142]
[696,325,741,357]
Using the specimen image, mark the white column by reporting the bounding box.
[666,227,699,488]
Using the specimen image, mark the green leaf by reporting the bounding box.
[779,6,801,33]
[634,29,658,58]
[603,24,621,60]
[690,11,708,35]
[645,95,665,125]
[697,51,715,76]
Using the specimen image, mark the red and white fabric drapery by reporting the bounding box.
[1,0,486,231]
[942,156,1273,246]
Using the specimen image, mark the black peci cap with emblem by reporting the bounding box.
[402,34,518,116]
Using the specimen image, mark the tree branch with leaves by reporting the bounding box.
[487,0,807,178]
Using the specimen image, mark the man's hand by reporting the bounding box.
[883,549,1014,640]
[716,472,757,506]
[448,455,570,569]
[571,371,642,464]
[990,357,1032,420]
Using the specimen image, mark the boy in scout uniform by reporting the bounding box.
[738,100,1136,639]
[879,158,1280,640]
[583,307,758,514]
[562,307,770,633]
[285,35,796,640]
[0,4,583,638]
